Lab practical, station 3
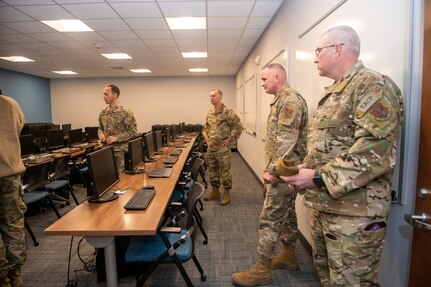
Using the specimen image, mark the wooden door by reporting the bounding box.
[407,0,431,285]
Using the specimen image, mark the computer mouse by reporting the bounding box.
[143,185,155,190]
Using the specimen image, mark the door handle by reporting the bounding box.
[419,188,431,198]
[404,213,431,230]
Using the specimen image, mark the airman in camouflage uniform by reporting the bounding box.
[202,89,243,205]
[0,95,27,287]
[232,63,308,287]
[98,85,138,174]
[281,26,404,287]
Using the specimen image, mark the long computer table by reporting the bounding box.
[44,134,197,287]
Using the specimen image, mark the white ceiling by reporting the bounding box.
[0,0,284,79]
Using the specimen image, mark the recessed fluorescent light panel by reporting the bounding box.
[189,68,208,73]
[41,20,93,32]
[166,17,206,30]
[101,53,132,60]
[52,70,77,75]
[130,69,152,73]
[182,52,207,58]
[0,56,34,62]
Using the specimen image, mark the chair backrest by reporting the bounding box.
[190,157,204,181]
[48,154,71,180]
[183,182,204,229]
[23,161,52,192]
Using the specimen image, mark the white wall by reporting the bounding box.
[50,76,235,132]
[235,0,421,287]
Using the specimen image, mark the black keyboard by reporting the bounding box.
[169,150,182,156]
[163,156,178,164]
[175,143,188,148]
[148,167,173,178]
[124,189,156,210]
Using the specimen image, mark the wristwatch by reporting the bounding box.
[313,170,325,188]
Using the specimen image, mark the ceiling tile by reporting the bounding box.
[63,3,119,19]
[110,2,161,18]
[158,1,205,17]
[99,30,139,40]
[208,1,254,17]
[124,18,168,30]
[251,1,283,17]
[3,21,54,33]
[207,17,247,30]
[14,5,74,20]
[136,29,173,40]
[84,19,130,31]
[0,6,33,22]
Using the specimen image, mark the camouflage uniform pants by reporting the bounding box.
[257,181,297,260]
[113,149,125,175]
[311,209,387,287]
[206,148,232,190]
[0,174,27,279]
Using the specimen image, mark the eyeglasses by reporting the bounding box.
[314,43,344,56]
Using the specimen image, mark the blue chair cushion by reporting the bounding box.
[170,179,194,201]
[125,230,192,263]
[23,191,49,204]
[45,180,69,190]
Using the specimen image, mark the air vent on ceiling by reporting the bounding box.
[108,67,125,70]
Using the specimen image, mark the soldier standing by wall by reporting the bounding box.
[0,94,27,287]
[232,63,308,286]
[98,84,138,174]
[202,88,243,205]
[281,26,404,286]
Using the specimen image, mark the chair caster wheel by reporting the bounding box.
[203,240,208,245]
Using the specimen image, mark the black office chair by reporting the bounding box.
[69,145,95,190]
[22,160,61,246]
[125,182,206,287]
[45,154,79,206]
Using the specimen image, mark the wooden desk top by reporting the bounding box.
[44,134,197,237]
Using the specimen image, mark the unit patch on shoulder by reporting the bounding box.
[370,102,389,121]
[284,108,294,118]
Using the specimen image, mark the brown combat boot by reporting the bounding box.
[203,186,220,201]
[7,268,24,287]
[220,189,231,205]
[231,258,272,286]
[271,245,298,270]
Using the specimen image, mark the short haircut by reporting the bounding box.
[108,84,120,97]
[211,89,223,96]
[323,25,361,56]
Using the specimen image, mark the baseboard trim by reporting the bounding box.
[236,150,313,255]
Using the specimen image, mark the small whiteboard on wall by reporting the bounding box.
[243,74,257,135]
[295,0,407,203]
[261,47,289,140]
[236,84,244,124]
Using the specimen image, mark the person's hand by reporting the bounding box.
[263,172,275,184]
[221,139,230,147]
[106,135,119,145]
[99,134,106,143]
[279,168,316,190]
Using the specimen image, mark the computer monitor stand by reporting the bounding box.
[88,191,119,203]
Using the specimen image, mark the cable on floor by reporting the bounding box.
[65,236,77,287]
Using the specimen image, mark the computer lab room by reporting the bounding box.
[0,0,428,286]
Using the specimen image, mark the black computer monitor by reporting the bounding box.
[28,123,47,139]
[62,124,71,135]
[87,146,119,203]
[179,122,186,134]
[46,129,65,150]
[154,130,163,153]
[143,132,156,161]
[162,127,172,147]
[170,124,178,141]
[68,128,83,146]
[51,124,61,130]
[124,137,144,174]
[19,134,35,157]
[85,126,99,142]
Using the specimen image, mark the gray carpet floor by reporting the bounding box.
[22,152,321,286]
